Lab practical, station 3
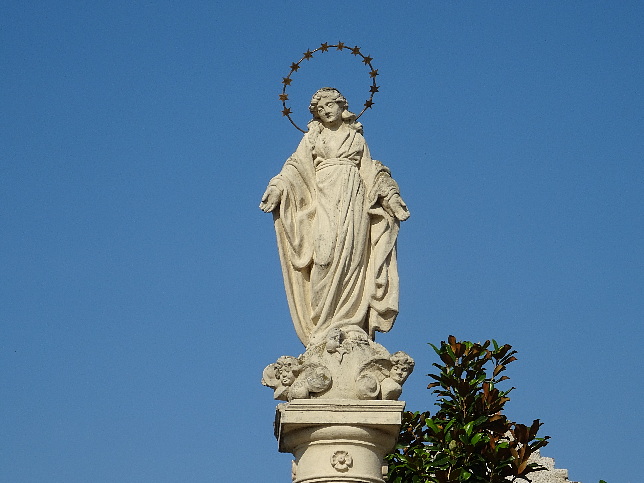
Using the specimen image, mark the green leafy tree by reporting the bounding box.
[386,336,550,482]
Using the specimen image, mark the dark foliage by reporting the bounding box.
[386,336,550,482]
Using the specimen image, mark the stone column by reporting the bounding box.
[276,399,405,483]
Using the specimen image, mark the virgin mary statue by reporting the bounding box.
[260,87,410,347]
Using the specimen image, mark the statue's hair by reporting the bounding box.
[275,355,302,375]
[308,87,362,133]
[390,351,415,369]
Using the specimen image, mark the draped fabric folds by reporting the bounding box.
[269,124,401,347]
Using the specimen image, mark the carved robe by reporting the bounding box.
[268,123,402,346]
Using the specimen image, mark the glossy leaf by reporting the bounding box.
[386,336,549,483]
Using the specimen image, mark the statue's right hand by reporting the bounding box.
[259,185,281,213]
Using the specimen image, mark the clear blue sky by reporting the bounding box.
[2,2,642,482]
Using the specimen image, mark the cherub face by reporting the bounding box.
[278,369,296,386]
[326,329,343,352]
[391,363,411,384]
[275,357,299,386]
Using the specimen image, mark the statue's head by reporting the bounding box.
[389,351,415,384]
[325,328,345,352]
[274,356,302,386]
[309,87,357,126]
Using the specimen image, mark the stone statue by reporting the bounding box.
[260,87,414,402]
[260,87,410,348]
[263,48,416,483]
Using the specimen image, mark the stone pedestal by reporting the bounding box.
[275,399,405,483]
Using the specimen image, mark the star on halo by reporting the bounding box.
[282,77,292,85]
[369,69,379,78]
[320,42,329,52]
[351,46,361,56]
[282,107,292,116]
[362,55,373,64]
[336,42,345,50]
[279,94,289,101]
[290,63,300,72]
[303,49,313,60]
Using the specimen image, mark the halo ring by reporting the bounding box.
[280,42,380,133]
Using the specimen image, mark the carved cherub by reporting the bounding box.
[262,356,331,401]
[355,351,414,400]
[325,328,348,362]
[261,356,302,401]
[380,351,415,400]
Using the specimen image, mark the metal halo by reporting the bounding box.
[280,42,380,133]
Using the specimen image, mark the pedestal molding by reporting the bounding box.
[276,400,404,483]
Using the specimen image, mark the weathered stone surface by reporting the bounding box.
[262,326,414,401]
[260,86,413,482]
[276,399,405,483]
[260,87,409,348]
[520,451,580,483]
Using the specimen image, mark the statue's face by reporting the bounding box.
[275,358,299,386]
[278,369,296,386]
[316,94,343,126]
[391,363,411,384]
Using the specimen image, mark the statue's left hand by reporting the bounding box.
[383,194,410,221]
